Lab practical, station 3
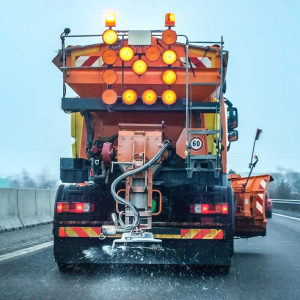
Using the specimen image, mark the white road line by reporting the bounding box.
[273,213,300,221]
[0,241,52,262]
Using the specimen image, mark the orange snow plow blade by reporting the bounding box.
[229,174,273,238]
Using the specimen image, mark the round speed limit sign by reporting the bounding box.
[190,137,203,151]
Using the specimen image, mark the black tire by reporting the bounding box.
[266,211,272,219]
[229,237,234,256]
[218,265,230,275]
[57,263,75,273]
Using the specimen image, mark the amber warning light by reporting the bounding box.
[105,13,116,27]
[165,13,175,27]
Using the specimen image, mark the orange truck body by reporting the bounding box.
[52,15,271,272]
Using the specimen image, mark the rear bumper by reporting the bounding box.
[53,226,232,266]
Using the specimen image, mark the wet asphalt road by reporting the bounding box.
[0,209,299,300]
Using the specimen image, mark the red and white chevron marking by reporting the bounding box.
[75,56,105,67]
[256,193,264,215]
[180,57,212,68]
[259,179,267,190]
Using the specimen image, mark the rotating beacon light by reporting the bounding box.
[105,13,116,27]
[165,13,175,27]
[103,13,117,45]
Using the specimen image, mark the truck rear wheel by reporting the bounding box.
[57,263,75,273]
[217,265,230,274]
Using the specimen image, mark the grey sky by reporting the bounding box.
[0,0,299,178]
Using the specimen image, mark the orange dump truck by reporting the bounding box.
[52,13,272,273]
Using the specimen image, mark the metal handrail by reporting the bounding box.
[183,37,224,177]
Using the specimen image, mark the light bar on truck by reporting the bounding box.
[102,49,118,65]
[132,59,147,75]
[162,29,177,45]
[102,69,118,85]
[145,46,160,62]
[122,89,137,105]
[105,12,116,27]
[102,89,118,105]
[190,204,229,214]
[57,202,95,213]
[162,70,177,85]
[119,46,134,62]
[102,29,118,45]
[162,50,177,65]
[162,90,177,105]
[142,89,157,105]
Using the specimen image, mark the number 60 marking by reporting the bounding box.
[190,137,203,151]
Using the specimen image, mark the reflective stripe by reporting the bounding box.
[256,194,264,215]
[59,227,101,237]
[75,56,105,67]
[181,229,223,239]
[58,227,223,239]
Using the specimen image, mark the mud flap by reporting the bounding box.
[54,236,231,267]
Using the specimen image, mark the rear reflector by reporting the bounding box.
[190,203,229,215]
[57,202,94,213]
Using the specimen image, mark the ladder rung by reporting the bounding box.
[190,82,218,86]
[189,130,219,135]
[190,155,218,160]
[189,102,219,112]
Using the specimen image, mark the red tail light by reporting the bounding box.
[190,203,229,215]
[57,203,63,213]
[75,203,83,213]
[201,204,209,214]
[222,204,228,214]
[56,202,94,213]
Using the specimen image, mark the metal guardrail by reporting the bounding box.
[272,199,300,204]
[271,199,300,211]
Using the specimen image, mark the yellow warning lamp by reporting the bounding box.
[162,70,177,85]
[145,46,160,62]
[165,13,175,27]
[102,69,118,85]
[102,49,118,65]
[105,13,116,27]
[102,29,118,45]
[142,90,157,105]
[162,50,177,65]
[102,89,118,105]
[120,46,134,62]
[162,29,177,45]
[122,89,137,105]
[162,90,177,105]
[132,59,147,75]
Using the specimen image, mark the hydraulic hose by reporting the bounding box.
[111,140,171,231]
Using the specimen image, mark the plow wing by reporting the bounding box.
[230,174,273,238]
